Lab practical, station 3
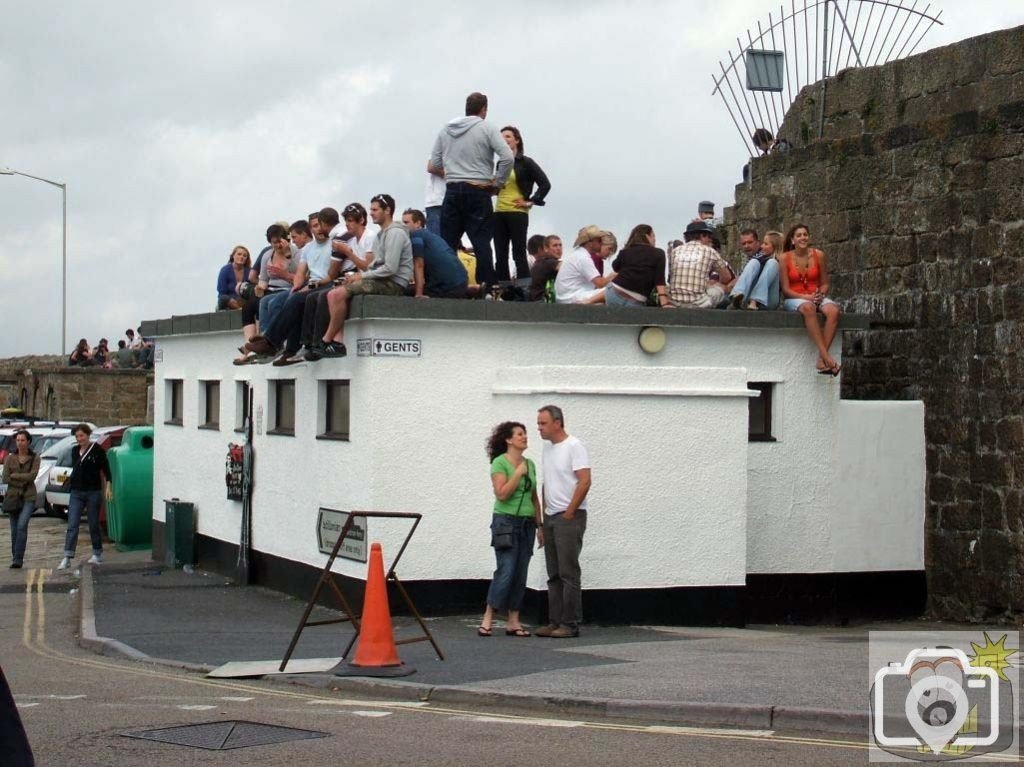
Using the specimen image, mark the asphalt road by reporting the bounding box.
[1,563,885,766]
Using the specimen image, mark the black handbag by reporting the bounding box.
[490,463,531,550]
[490,517,516,551]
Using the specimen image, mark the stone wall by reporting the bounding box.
[0,356,153,426]
[724,25,1024,621]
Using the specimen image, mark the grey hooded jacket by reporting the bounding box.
[364,221,413,288]
[429,116,514,187]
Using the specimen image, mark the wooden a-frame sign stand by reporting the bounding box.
[279,510,444,672]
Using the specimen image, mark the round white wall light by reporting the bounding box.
[638,326,667,354]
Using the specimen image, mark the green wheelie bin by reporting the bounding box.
[106,426,155,549]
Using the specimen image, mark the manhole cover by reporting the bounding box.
[123,721,328,751]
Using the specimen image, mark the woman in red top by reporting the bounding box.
[779,223,843,375]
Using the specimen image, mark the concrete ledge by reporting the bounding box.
[143,296,871,338]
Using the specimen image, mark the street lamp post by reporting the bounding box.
[0,167,68,356]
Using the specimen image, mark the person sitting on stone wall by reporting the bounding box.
[728,228,781,310]
[529,234,560,302]
[305,194,413,360]
[606,224,670,309]
[555,226,616,304]
[778,222,843,376]
[402,208,469,299]
[244,211,342,366]
[68,339,93,367]
[114,340,133,368]
[666,221,734,309]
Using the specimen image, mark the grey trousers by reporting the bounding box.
[542,510,587,627]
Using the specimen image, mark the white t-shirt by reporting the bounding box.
[329,224,378,273]
[425,168,446,208]
[555,248,602,303]
[299,238,334,282]
[541,435,590,515]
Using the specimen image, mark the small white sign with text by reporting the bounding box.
[356,338,422,357]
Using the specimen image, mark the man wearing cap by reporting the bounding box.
[667,220,734,309]
[697,200,716,221]
[554,226,616,304]
[428,92,514,288]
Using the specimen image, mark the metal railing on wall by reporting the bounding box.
[712,0,943,161]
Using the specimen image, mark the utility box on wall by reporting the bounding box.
[164,498,195,568]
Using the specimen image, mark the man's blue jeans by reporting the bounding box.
[425,206,442,236]
[440,183,497,285]
[8,499,34,563]
[258,291,290,339]
[64,490,103,558]
[486,515,536,612]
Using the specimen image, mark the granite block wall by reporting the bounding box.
[725,25,1024,620]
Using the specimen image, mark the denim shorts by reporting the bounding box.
[784,297,838,311]
[605,284,646,307]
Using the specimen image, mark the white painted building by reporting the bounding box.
[144,297,925,622]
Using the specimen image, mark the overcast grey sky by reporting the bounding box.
[2,1,1020,356]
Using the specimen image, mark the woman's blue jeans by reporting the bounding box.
[9,499,34,563]
[64,489,103,558]
[731,258,780,308]
[486,515,536,612]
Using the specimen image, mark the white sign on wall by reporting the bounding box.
[356,338,422,357]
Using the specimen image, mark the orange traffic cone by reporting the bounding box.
[342,543,414,676]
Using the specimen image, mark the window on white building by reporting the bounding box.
[199,380,220,429]
[269,379,295,436]
[748,382,775,442]
[235,381,251,433]
[165,379,183,426]
[318,380,350,440]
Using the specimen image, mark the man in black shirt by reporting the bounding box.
[529,234,562,302]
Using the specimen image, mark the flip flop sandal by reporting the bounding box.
[477,626,493,637]
[505,628,531,637]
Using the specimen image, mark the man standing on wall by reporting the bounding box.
[536,405,591,639]
[428,91,514,288]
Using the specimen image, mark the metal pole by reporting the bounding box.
[61,184,67,356]
[818,0,830,138]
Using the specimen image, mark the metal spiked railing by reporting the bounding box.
[712,0,943,156]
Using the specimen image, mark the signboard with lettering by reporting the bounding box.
[316,508,368,562]
[355,338,422,357]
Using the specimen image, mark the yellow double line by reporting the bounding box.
[24,567,1008,758]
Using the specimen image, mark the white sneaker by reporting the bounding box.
[57,557,70,570]
[87,554,102,565]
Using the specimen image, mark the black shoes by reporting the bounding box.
[319,342,347,358]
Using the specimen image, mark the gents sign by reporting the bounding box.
[316,508,367,562]
[356,338,422,357]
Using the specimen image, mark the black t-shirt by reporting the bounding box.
[69,442,110,492]
[529,257,560,301]
[611,244,666,298]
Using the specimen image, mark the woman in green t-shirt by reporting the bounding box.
[478,421,542,637]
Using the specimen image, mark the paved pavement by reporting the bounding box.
[6,518,1022,739]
